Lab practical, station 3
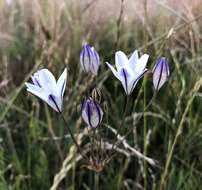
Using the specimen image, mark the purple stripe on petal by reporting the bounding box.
[31,76,41,87]
[48,94,60,112]
[121,68,128,95]
[87,102,92,127]
[81,99,85,113]
[60,80,65,97]
[156,60,164,90]
[131,69,148,91]
[94,100,101,124]
[86,45,92,69]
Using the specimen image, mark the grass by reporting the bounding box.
[1,0,202,189]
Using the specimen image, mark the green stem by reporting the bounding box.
[94,172,99,190]
[49,95,89,163]
[60,112,89,162]
[143,78,147,190]
[110,95,130,153]
[143,0,149,187]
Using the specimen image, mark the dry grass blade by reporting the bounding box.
[106,125,158,167]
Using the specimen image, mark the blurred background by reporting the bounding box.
[1,0,202,189]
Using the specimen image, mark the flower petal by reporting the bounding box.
[31,72,41,87]
[81,100,89,126]
[80,44,92,72]
[130,69,148,94]
[135,54,149,74]
[129,50,138,70]
[106,62,121,81]
[91,47,100,75]
[115,51,129,71]
[57,68,67,98]
[37,69,57,93]
[89,101,103,128]
[47,94,61,112]
[25,82,47,102]
[119,68,130,95]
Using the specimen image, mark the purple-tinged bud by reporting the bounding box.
[80,44,100,75]
[81,97,103,128]
[152,57,170,90]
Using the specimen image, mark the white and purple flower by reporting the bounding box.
[80,44,100,75]
[81,97,103,128]
[106,50,149,95]
[152,57,170,90]
[25,68,67,112]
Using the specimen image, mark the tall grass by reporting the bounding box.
[1,0,202,189]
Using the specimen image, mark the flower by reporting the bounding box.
[81,97,103,128]
[152,57,170,90]
[106,50,149,95]
[25,68,67,112]
[80,44,100,75]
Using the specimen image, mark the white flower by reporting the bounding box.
[25,68,67,112]
[106,50,149,95]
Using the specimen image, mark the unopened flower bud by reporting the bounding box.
[80,44,100,75]
[81,97,103,128]
[91,88,102,103]
[152,57,170,90]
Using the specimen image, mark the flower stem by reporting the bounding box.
[60,112,89,161]
[143,0,149,187]
[49,95,89,162]
[94,171,99,190]
[143,78,147,190]
[106,95,130,162]
[111,95,130,151]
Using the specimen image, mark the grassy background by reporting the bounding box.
[1,0,202,189]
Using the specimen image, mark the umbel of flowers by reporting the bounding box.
[25,44,170,171]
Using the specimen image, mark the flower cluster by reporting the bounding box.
[25,44,170,129]
[25,44,170,169]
